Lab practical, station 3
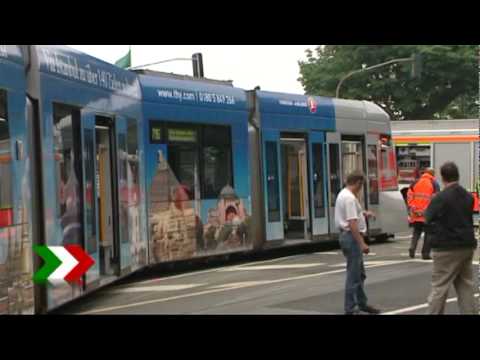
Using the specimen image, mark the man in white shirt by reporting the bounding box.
[335,170,380,315]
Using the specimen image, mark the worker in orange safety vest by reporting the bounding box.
[407,168,438,259]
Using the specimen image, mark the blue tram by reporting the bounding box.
[0,45,408,314]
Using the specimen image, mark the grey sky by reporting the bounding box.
[68,45,317,93]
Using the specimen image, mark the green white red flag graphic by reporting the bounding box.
[33,245,94,285]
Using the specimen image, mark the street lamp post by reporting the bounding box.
[335,54,421,98]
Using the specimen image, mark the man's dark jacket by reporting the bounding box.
[425,183,477,250]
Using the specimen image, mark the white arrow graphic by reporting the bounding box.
[48,246,79,286]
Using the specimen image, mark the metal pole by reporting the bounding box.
[127,58,192,70]
[336,57,413,98]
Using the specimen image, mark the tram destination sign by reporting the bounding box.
[168,128,197,142]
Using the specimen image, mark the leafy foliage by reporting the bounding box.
[298,45,478,120]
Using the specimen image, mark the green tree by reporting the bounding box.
[298,45,478,120]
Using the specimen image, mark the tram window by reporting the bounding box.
[266,141,281,222]
[368,145,379,204]
[0,90,13,228]
[312,143,325,218]
[53,103,82,245]
[329,143,341,207]
[158,121,234,200]
[160,123,198,200]
[202,125,232,199]
[381,148,388,171]
[168,145,197,200]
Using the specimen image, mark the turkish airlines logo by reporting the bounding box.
[307,97,317,114]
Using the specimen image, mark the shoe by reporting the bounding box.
[345,311,359,315]
[359,305,381,315]
[408,249,415,259]
[421,255,432,260]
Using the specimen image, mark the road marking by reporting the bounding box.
[79,260,414,314]
[408,259,479,265]
[220,263,326,271]
[132,254,304,285]
[313,251,374,256]
[394,235,412,240]
[384,293,480,315]
[208,281,273,290]
[329,260,406,268]
[399,255,433,261]
[108,284,207,293]
[133,268,223,285]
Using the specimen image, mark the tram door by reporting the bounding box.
[80,112,99,287]
[326,133,342,234]
[95,117,120,277]
[309,132,328,237]
[366,134,381,232]
[280,136,310,240]
[262,130,284,241]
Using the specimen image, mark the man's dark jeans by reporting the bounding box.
[410,222,431,257]
[339,231,368,313]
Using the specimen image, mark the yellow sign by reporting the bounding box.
[151,127,162,142]
[168,128,196,142]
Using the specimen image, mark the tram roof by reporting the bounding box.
[34,45,142,99]
[332,98,390,123]
[134,69,234,87]
[138,72,247,112]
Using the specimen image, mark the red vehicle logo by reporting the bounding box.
[307,97,317,113]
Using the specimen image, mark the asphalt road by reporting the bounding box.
[60,234,480,315]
